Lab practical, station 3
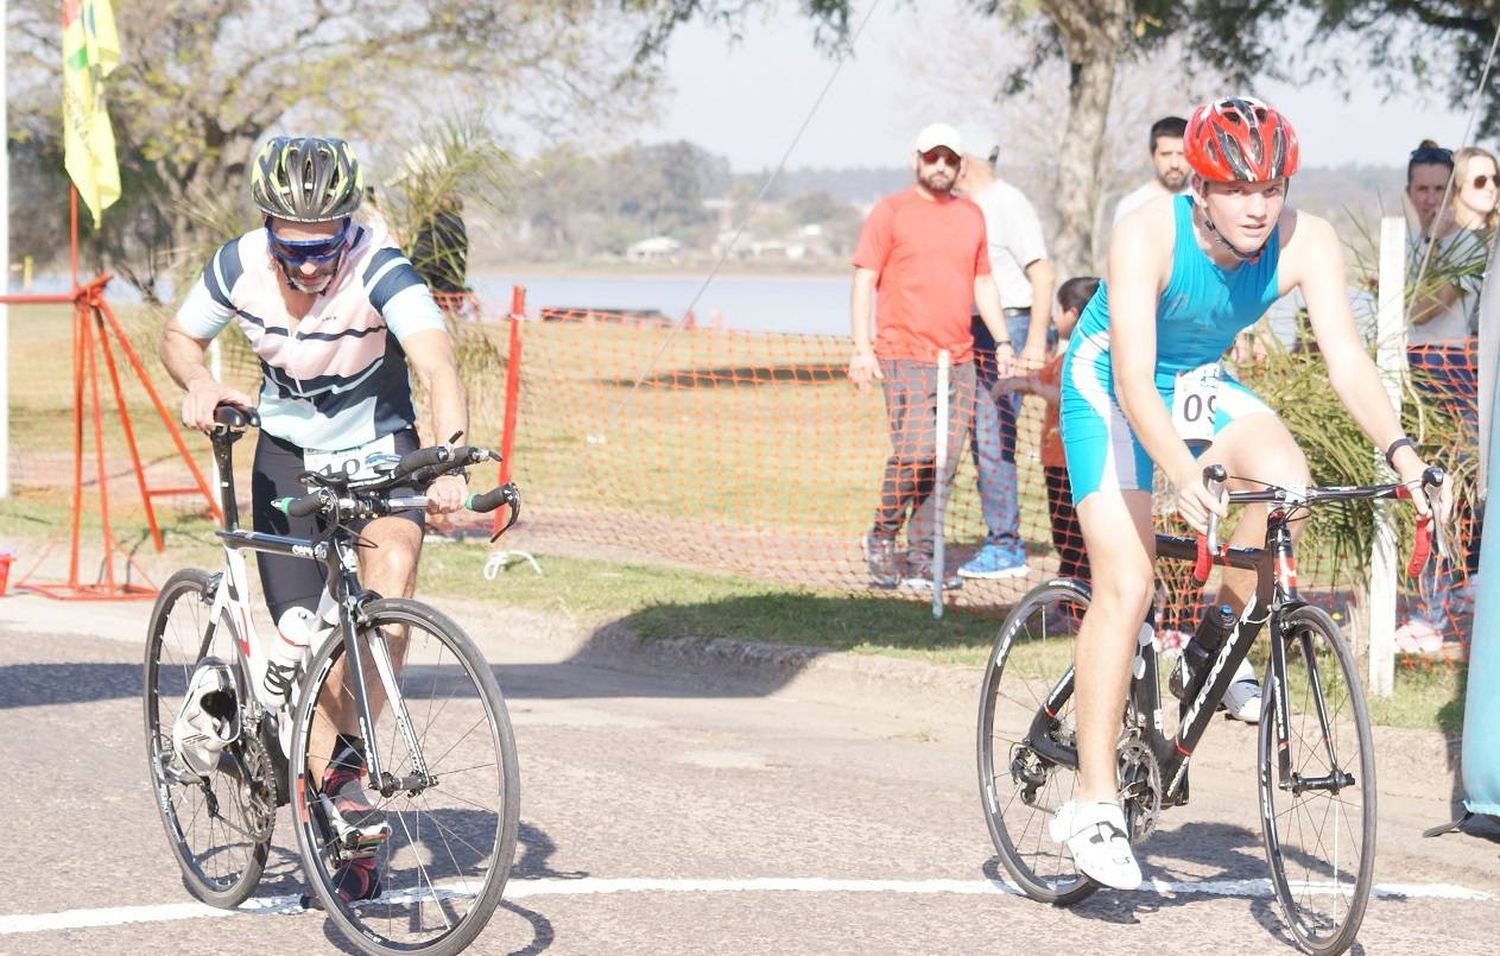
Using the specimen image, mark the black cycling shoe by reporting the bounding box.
[300,856,382,909]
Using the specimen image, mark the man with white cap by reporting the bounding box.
[954,122,1055,580]
[851,122,1010,590]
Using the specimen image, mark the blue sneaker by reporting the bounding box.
[958,544,1029,580]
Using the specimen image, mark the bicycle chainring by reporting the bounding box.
[236,718,278,842]
[1117,731,1163,841]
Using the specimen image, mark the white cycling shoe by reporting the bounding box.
[172,658,241,776]
[1050,800,1143,890]
[1222,659,1262,724]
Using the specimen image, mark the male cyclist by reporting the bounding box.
[160,136,467,905]
[1051,98,1443,889]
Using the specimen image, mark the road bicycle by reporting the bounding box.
[144,404,522,956]
[977,463,1445,956]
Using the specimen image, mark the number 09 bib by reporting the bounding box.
[1171,362,1222,443]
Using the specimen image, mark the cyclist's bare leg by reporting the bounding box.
[1073,488,1157,802]
[1197,413,1311,613]
[308,515,422,784]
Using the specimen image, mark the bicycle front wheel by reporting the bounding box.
[143,568,273,908]
[977,579,1097,905]
[1258,605,1376,956]
[290,598,520,956]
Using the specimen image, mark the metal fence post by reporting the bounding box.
[1370,216,1407,697]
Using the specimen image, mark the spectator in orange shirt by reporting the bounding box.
[849,123,1010,590]
[995,276,1098,583]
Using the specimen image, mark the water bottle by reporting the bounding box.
[1170,604,1236,701]
[263,606,318,706]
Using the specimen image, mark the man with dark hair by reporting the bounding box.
[1113,115,1190,224]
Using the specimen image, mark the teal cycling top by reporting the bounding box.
[1070,193,1282,393]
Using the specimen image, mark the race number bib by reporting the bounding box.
[1171,362,1222,443]
[303,433,399,482]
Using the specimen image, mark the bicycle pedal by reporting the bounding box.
[318,794,391,855]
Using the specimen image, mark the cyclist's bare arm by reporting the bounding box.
[1108,203,1223,530]
[400,327,469,514]
[1287,213,1442,516]
[159,318,255,431]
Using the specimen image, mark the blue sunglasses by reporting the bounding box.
[266,217,352,265]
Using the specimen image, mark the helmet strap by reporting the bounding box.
[1191,186,1286,266]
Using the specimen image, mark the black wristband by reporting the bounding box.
[1385,436,1416,469]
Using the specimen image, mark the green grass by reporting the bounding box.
[415,539,1465,731]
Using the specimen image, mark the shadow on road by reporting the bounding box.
[0,661,140,708]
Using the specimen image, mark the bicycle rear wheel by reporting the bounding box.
[143,568,273,908]
[290,598,520,956]
[1258,605,1375,956]
[977,579,1097,905]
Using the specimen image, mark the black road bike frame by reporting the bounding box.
[1023,469,1442,806]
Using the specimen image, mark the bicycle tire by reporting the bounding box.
[1257,604,1376,956]
[143,568,272,908]
[289,597,520,956]
[977,579,1098,905]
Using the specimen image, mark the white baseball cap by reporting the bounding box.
[914,123,964,155]
[957,123,1000,160]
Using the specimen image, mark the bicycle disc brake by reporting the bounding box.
[1117,731,1164,841]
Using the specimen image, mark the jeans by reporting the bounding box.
[971,311,1052,549]
[872,358,977,558]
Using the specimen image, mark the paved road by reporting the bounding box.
[0,594,1495,955]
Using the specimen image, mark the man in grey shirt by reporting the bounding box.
[955,123,1054,579]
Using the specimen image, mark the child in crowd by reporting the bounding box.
[995,276,1099,581]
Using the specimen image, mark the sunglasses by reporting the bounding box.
[1471,174,1496,190]
[920,148,960,168]
[266,217,352,265]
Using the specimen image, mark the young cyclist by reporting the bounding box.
[1049,97,1444,889]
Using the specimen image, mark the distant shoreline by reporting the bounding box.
[467,260,851,283]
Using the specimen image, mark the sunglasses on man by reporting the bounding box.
[266,217,353,266]
[920,148,961,168]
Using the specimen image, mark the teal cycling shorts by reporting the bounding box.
[1059,334,1273,506]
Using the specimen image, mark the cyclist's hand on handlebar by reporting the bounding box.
[1395,454,1450,523]
[1171,462,1227,534]
[426,474,466,514]
[182,379,254,432]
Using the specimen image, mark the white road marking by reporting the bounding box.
[0,876,1491,935]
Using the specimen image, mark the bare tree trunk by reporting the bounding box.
[1041,0,1130,278]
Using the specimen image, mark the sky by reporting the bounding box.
[649,2,1481,173]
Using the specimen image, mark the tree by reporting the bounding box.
[7,0,663,295]
[1192,1,1500,137]
[625,0,1183,276]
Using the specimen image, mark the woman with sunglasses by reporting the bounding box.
[1050,97,1445,889]
[158,135,468,906]
[1398,146,1496,652]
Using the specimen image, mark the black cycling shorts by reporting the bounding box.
[251,429,424,623]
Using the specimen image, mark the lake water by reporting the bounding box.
[469,274,853,337]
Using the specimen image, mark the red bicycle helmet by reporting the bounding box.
[1185,97,1300,183]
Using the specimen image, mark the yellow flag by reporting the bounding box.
[62,0,122,228]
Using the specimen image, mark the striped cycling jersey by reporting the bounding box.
[175,224,446,450]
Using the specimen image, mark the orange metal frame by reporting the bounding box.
[495,285,525,536]
[1,190,220,600]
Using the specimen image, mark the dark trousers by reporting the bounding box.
[873,357,976,558]
[1044,466,1090,580]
